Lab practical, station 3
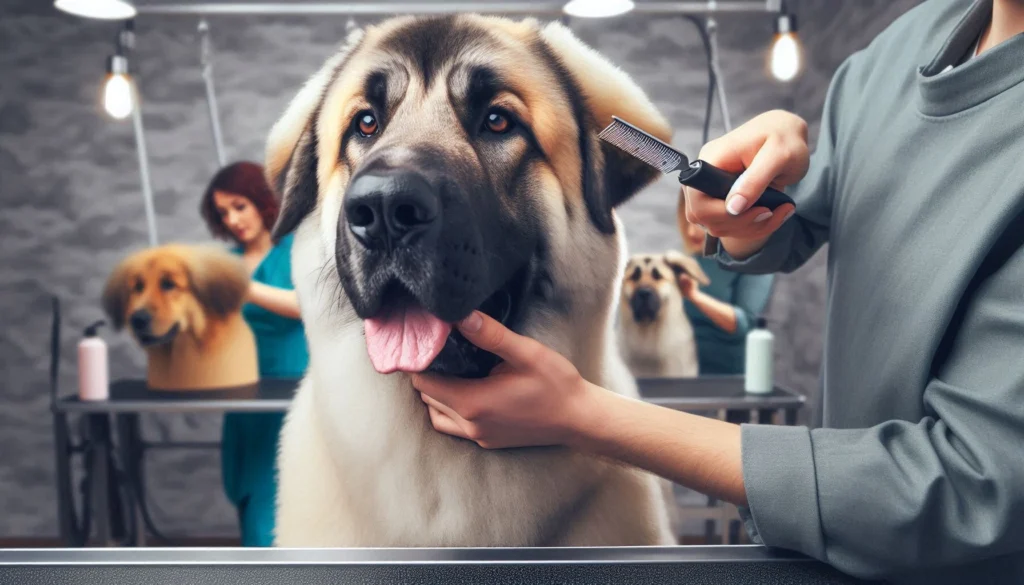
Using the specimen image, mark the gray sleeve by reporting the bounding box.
[739,247,1024,580]
[712,57,854,275]
[729,273,774,337]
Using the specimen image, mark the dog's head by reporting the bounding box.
[101,245,250,347]
[266,15,671,378]
[621,251,709,325]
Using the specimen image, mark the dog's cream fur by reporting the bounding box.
[617,251,709,379]
[271,16,678,547]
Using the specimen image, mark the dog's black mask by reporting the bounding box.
[335,148,539,378]
[629,286,661,324]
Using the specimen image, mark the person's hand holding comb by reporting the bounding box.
[682,110,808,259]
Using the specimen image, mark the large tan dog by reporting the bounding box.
[617,251,709,378]
[268,14,678,547]
[101,244,258,390]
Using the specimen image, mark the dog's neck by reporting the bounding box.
[145,313,258,391]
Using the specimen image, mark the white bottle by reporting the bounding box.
[78,320,109,401]
[744,317,774,394]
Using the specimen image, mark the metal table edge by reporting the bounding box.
[0,545,816,565]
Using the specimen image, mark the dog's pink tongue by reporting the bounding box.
[364,306,452,374]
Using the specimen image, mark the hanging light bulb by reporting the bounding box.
[54,0,136,19]
[769,13,802,82]
[103,54,133,119]
[562,0,635,18]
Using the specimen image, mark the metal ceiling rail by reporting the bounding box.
[133,2,777,16]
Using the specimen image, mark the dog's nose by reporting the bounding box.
[344,170,441,250]
[129,309,152,332]
[630,287,661,322]
[633,287,656,305]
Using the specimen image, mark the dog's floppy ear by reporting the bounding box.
[538,21,672,233]
[185,245,251,318]
[101,256,135,330]
[664,250,710,286]
[264,27,365,242]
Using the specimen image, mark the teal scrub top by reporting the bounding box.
[683,255,774,375]
[235,232,309,378]
[221,232,309,546]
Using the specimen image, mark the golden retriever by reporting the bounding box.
[101,244,258,390]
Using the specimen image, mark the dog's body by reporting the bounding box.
[617,252,708,378]
[102,244,258,390]
[268,15,678,547]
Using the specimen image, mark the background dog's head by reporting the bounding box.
[266,15,671,378]
[621,251,709,326]
[102,245,250,347]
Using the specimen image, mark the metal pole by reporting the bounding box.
[135,2,776,15]
[705,14,733,132]
[198,19,227,167]
[130,80,158,248]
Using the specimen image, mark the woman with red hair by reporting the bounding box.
[200,161,308,547]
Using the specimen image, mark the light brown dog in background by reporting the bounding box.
[101,244,258,390]
[617,251,710,378]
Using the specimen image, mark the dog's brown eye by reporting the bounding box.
[160,278,175,291]
[133,280,144,293]
[651,268,662,281]
[484,110,511,134]
[629,266,641,282]
[356,111,378,137]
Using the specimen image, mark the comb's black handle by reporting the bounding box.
[679,160,794,210]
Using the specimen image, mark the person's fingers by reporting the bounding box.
[758,202,796,233]
[426,405,471,439]
[722,136,792,216]
[454,311,544,367]
[411,372,476,407]
[687,188,777,238]
[696,133,754,175]
[419,391,458,417]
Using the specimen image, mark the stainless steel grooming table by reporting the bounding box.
[0,545,867,584]
[50,376,804,548]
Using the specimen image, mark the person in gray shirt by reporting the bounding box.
[412,0,1024,582]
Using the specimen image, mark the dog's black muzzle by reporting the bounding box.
[629,287,661,323]
[335,153,538,378]
[129,309,180,346]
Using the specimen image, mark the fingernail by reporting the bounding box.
[754,211,773,223]
[460,311,482,333]
[726,195,748,216]
[783,210,796,223]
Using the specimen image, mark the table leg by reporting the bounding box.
[87,414,113,546]
[725,409,751,425]
[116,413,146,547]
[52,411,75,546]
[728,517,741,544]
[784,407,798,426]
[756,410,775,425]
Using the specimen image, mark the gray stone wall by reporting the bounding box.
[0,0,920,538]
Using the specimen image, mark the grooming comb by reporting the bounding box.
[598,116,794,210]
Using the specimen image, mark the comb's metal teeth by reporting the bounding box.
[598,119,684,173]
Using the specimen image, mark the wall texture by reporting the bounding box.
[0,0,920,538]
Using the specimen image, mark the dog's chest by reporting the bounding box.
[315,379,599,547]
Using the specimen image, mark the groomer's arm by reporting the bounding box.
[416,298,1024,580]
[412,311,748,506]
[247,282,301,319]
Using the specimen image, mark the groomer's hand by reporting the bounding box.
[683,109,809,259]
[678,274,699,300]
[410,311,596,450]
